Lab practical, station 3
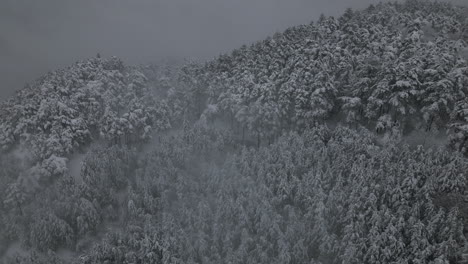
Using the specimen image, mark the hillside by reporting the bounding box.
[1,0,468,263]
[190,0,468,148]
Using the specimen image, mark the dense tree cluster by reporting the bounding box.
[77,126,467,264]
[1,0,468,263]
[177,0,468,149]
[0,57,169,158]
[0,57,171,262]
[1,145,139,262]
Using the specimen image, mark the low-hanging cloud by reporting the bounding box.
[0,0,466,100]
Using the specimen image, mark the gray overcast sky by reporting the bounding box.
[0,0,466,100]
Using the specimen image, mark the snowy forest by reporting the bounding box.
[1,0,468,263]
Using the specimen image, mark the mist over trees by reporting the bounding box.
[1,0,468,263]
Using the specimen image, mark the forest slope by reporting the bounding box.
[1,0,468,263]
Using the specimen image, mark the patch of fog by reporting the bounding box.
[1,242,84,262]
[0,241,25,261]
[11,146,34,170]
[421,23,437,42]
[56,248,77,262]
[143,127,182,153]
[404,130,448,149]
[68,152,87,184]
[461,46,468,60]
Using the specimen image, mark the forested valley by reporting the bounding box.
[1,0,468,263]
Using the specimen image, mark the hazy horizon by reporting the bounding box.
[0,0,466,100]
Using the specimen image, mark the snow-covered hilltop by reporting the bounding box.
[1,1,468,263]
[191,0,468,149]
[0,57,169,156]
